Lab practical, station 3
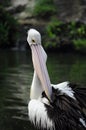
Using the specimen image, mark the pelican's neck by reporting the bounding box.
[30,71,43,99]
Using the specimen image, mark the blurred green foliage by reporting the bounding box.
[44,18,86,52]
[73,39,86,52]
[0,6,19,48]
[33,0,57,18]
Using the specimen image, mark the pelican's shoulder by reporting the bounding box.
[52,81,86,110]
[52,81,75,99]
[52,81,69,89]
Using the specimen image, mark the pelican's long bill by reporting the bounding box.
[31,44,52,101]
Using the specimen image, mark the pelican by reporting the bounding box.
[27,29,86,130]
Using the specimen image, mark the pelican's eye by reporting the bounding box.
[32,39,35,43]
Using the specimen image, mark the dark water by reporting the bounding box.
[0,50,86,130]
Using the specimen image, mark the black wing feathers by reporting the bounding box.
[69,83,86,108]
[44,84,86,130]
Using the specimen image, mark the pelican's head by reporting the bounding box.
[27,29,52,101]
[27,29,41,46]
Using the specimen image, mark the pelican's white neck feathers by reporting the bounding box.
[30,71,43,99]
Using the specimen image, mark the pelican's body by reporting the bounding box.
[27,29,86,130]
